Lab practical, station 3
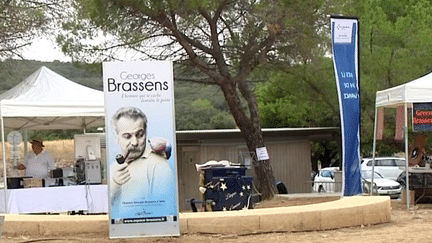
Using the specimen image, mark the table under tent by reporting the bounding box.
[0,66,106,213]
[373,71,432,208]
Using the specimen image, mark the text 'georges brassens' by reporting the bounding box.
[107,71,169,92]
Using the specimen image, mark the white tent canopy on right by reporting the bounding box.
[373,71,432,209]
[376,72,432,108]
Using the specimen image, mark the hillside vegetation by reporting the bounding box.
[0,59,236,139]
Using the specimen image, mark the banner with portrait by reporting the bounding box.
[103,61,179,239]
[331,16,362,196]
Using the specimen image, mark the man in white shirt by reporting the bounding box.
[23,139,56,179]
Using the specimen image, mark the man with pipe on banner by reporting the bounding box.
[104,61,179,238]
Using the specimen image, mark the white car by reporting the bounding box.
[361,169,402,199]
[361,157,405,181]
[313,167,340,193]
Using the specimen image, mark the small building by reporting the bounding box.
[176,127,340,211]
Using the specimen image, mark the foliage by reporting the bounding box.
[311,140,340,170]
[0,59,103,93]
[25,127,101,141]
[255,57,341,170]
[256,0,432,164]
[175,82,236,130]
[8,0,432,170]
[15,0,432,195]
[256,57,339,128]
[0,59,235,138]
[0,0,68,59]
[176,99,235,130]
[56,0,338,199]
[356,0,432,156]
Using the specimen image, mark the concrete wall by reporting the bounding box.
[1,196,390,237]
[267,140,312,194]
[180,196,391,234]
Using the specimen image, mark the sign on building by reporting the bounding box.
[413,102,432,132]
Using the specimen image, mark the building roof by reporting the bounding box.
[176,127,340,142]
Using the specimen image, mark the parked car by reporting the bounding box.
[313,167,340,193]
[361,157,406,181]
[361,169,402,199]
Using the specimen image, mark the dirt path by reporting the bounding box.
[3,197,430,243]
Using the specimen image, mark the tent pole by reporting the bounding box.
[23,130,28,157]
[371,107,378,196]
[1,117,7,213]
[404,103,410,209]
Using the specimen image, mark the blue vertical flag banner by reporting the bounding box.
[103,61,180,239]
[331,17,362,196]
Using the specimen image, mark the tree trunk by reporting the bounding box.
[254,159,277,199]
[248,139,278,200]
[154,6,278,200]
[219,79,277,200]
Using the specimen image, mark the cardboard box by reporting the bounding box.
[23,178,43,188]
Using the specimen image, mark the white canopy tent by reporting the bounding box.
[376,72,432,108]
[0,66,105,213]
[373,71,432,209]
[0,66,104,130]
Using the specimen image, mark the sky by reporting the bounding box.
[21,36,141,62]
[21,37,72,62]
